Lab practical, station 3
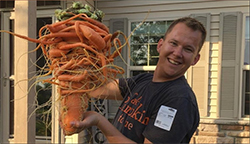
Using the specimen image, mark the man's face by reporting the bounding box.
[155,23,202,81]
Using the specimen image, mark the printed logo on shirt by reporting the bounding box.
[154,105,177,131]
[117,92,150,131]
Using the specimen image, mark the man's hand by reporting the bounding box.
[70,111,100,133]
[70,111,136,144]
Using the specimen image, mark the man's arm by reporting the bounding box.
[144,138,152,144]
[88,79,123,100]
[71,111,136,143]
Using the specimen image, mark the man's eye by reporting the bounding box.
[185,48,193,53]
[170,42,177,46]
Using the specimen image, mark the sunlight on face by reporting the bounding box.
[154,23,202,82]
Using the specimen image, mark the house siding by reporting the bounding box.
[209,42,219,118]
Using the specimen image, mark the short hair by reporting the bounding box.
[163,17,207,52]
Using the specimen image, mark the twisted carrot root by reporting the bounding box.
[0,13,128,135]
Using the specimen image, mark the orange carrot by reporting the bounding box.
[48,48,69,58]
[0,30,41,43]
[42,32,79,39]
[59,81,86,89]
[58,70,88,82]
[68,20,109,36]
[54,59,75,76]
[46,23,68,33]
[103,34,112,43]
[98,54,107,77]
[79,25,106,51]
[0,10,129,136]
[79,14,109,33]
[58,42,99,55]
[110,38,123,58]
[59,93,89,135]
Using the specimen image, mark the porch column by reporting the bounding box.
[14,0,37,143]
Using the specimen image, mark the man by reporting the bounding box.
[71,17,207,143]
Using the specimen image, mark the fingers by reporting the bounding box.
[70,121,84,128]
[69,111,99,133]
[70,121,85,133]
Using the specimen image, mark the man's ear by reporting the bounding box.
[157,38,164,53]
[191,53,200,66]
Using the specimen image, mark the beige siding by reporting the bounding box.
[209,78,217,85]
[96,0,249,119]
[209,42,219,117]
[193,66,206,115]
[210,57,219,64]
[210,14,220,43]
[98,0,249,25]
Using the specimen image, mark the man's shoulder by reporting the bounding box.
[129,72,153,83]
[162,76,199,108]
[132,72,153,79]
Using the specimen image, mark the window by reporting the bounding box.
[243,16,250,117]
[129,20,173,76]
[37,0,60,6]
[35,17,53,137]
[35,79,52,137]
[0,0,14,8]
[9,19,14,137]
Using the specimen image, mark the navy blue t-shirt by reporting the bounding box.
[112,73,200,143]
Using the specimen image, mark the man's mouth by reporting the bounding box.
[168,58,180,65]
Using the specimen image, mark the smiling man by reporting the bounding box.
[154,21,203,82]
[71,17,207,143]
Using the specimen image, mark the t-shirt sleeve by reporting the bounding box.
[118,77,129,98]
[142,97,199,143]
[119,77,136,98]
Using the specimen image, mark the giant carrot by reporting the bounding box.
[0,2,128,136]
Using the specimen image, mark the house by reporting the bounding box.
[0,0,249,143]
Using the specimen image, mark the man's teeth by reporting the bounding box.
[169,59,179,65]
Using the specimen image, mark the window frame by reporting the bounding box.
[240,13,250,118]
[127,18,175,77]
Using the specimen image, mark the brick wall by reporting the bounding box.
[190,123,250,143]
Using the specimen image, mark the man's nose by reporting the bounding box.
[173,46,183,58]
